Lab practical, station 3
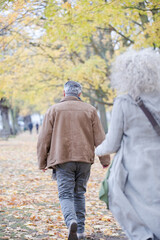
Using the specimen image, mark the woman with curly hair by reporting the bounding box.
[95,48,160,240]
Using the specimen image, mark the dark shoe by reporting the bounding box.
[68,220,78,240]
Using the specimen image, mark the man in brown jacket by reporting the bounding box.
[37,81,110,240]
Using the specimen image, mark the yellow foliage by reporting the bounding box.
[1,0,160,114]
[62,2,72,10]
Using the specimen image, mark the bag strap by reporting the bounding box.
[135,97,160,136]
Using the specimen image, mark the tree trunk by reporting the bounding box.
[10,108,19,135]
[97,101,108,133]
[0,106,11,139]
[139,2,149,25]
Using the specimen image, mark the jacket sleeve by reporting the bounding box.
[37,109,54,169]
[95,98,124,156]
[92,109,110,166]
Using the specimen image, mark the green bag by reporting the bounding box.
[99,163,113,209]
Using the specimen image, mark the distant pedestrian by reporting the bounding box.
[95,49,160,240]
[28,122,33,134]
[37,81,110,240]
[35,123,39,134]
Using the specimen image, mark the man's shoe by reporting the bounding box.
[77,232,85,239]
[68,220,78,240]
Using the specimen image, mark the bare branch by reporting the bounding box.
[123,6,160,12]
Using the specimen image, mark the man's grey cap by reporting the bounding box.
[64,81,82,96]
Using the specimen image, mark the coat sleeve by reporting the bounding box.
[95,98,124,156]
[37,109,54,169]
[92,109,110,166]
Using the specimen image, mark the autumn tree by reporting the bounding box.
[0,0,160,132]
[42,0,160,130]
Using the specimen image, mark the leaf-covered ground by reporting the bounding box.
[0,131,128,240]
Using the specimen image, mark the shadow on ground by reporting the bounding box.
[86,231,128,240]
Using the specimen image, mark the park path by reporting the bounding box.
[0,130,128,240]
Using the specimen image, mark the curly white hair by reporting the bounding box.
[111,48,160,98]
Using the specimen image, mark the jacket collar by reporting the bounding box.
[60,96,82,103]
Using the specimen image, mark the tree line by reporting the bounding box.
[0,0,160,137]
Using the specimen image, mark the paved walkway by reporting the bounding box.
[0,131,128,240]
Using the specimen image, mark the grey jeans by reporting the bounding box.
[56,162,91,233]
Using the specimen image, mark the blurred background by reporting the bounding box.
[0,0,160,138]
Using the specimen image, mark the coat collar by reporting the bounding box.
[60,96,82,103]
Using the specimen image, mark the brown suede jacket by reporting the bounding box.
[37,96,110,169]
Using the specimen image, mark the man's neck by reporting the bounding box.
[65,94,81,100]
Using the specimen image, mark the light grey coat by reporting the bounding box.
[95,91,160,240]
